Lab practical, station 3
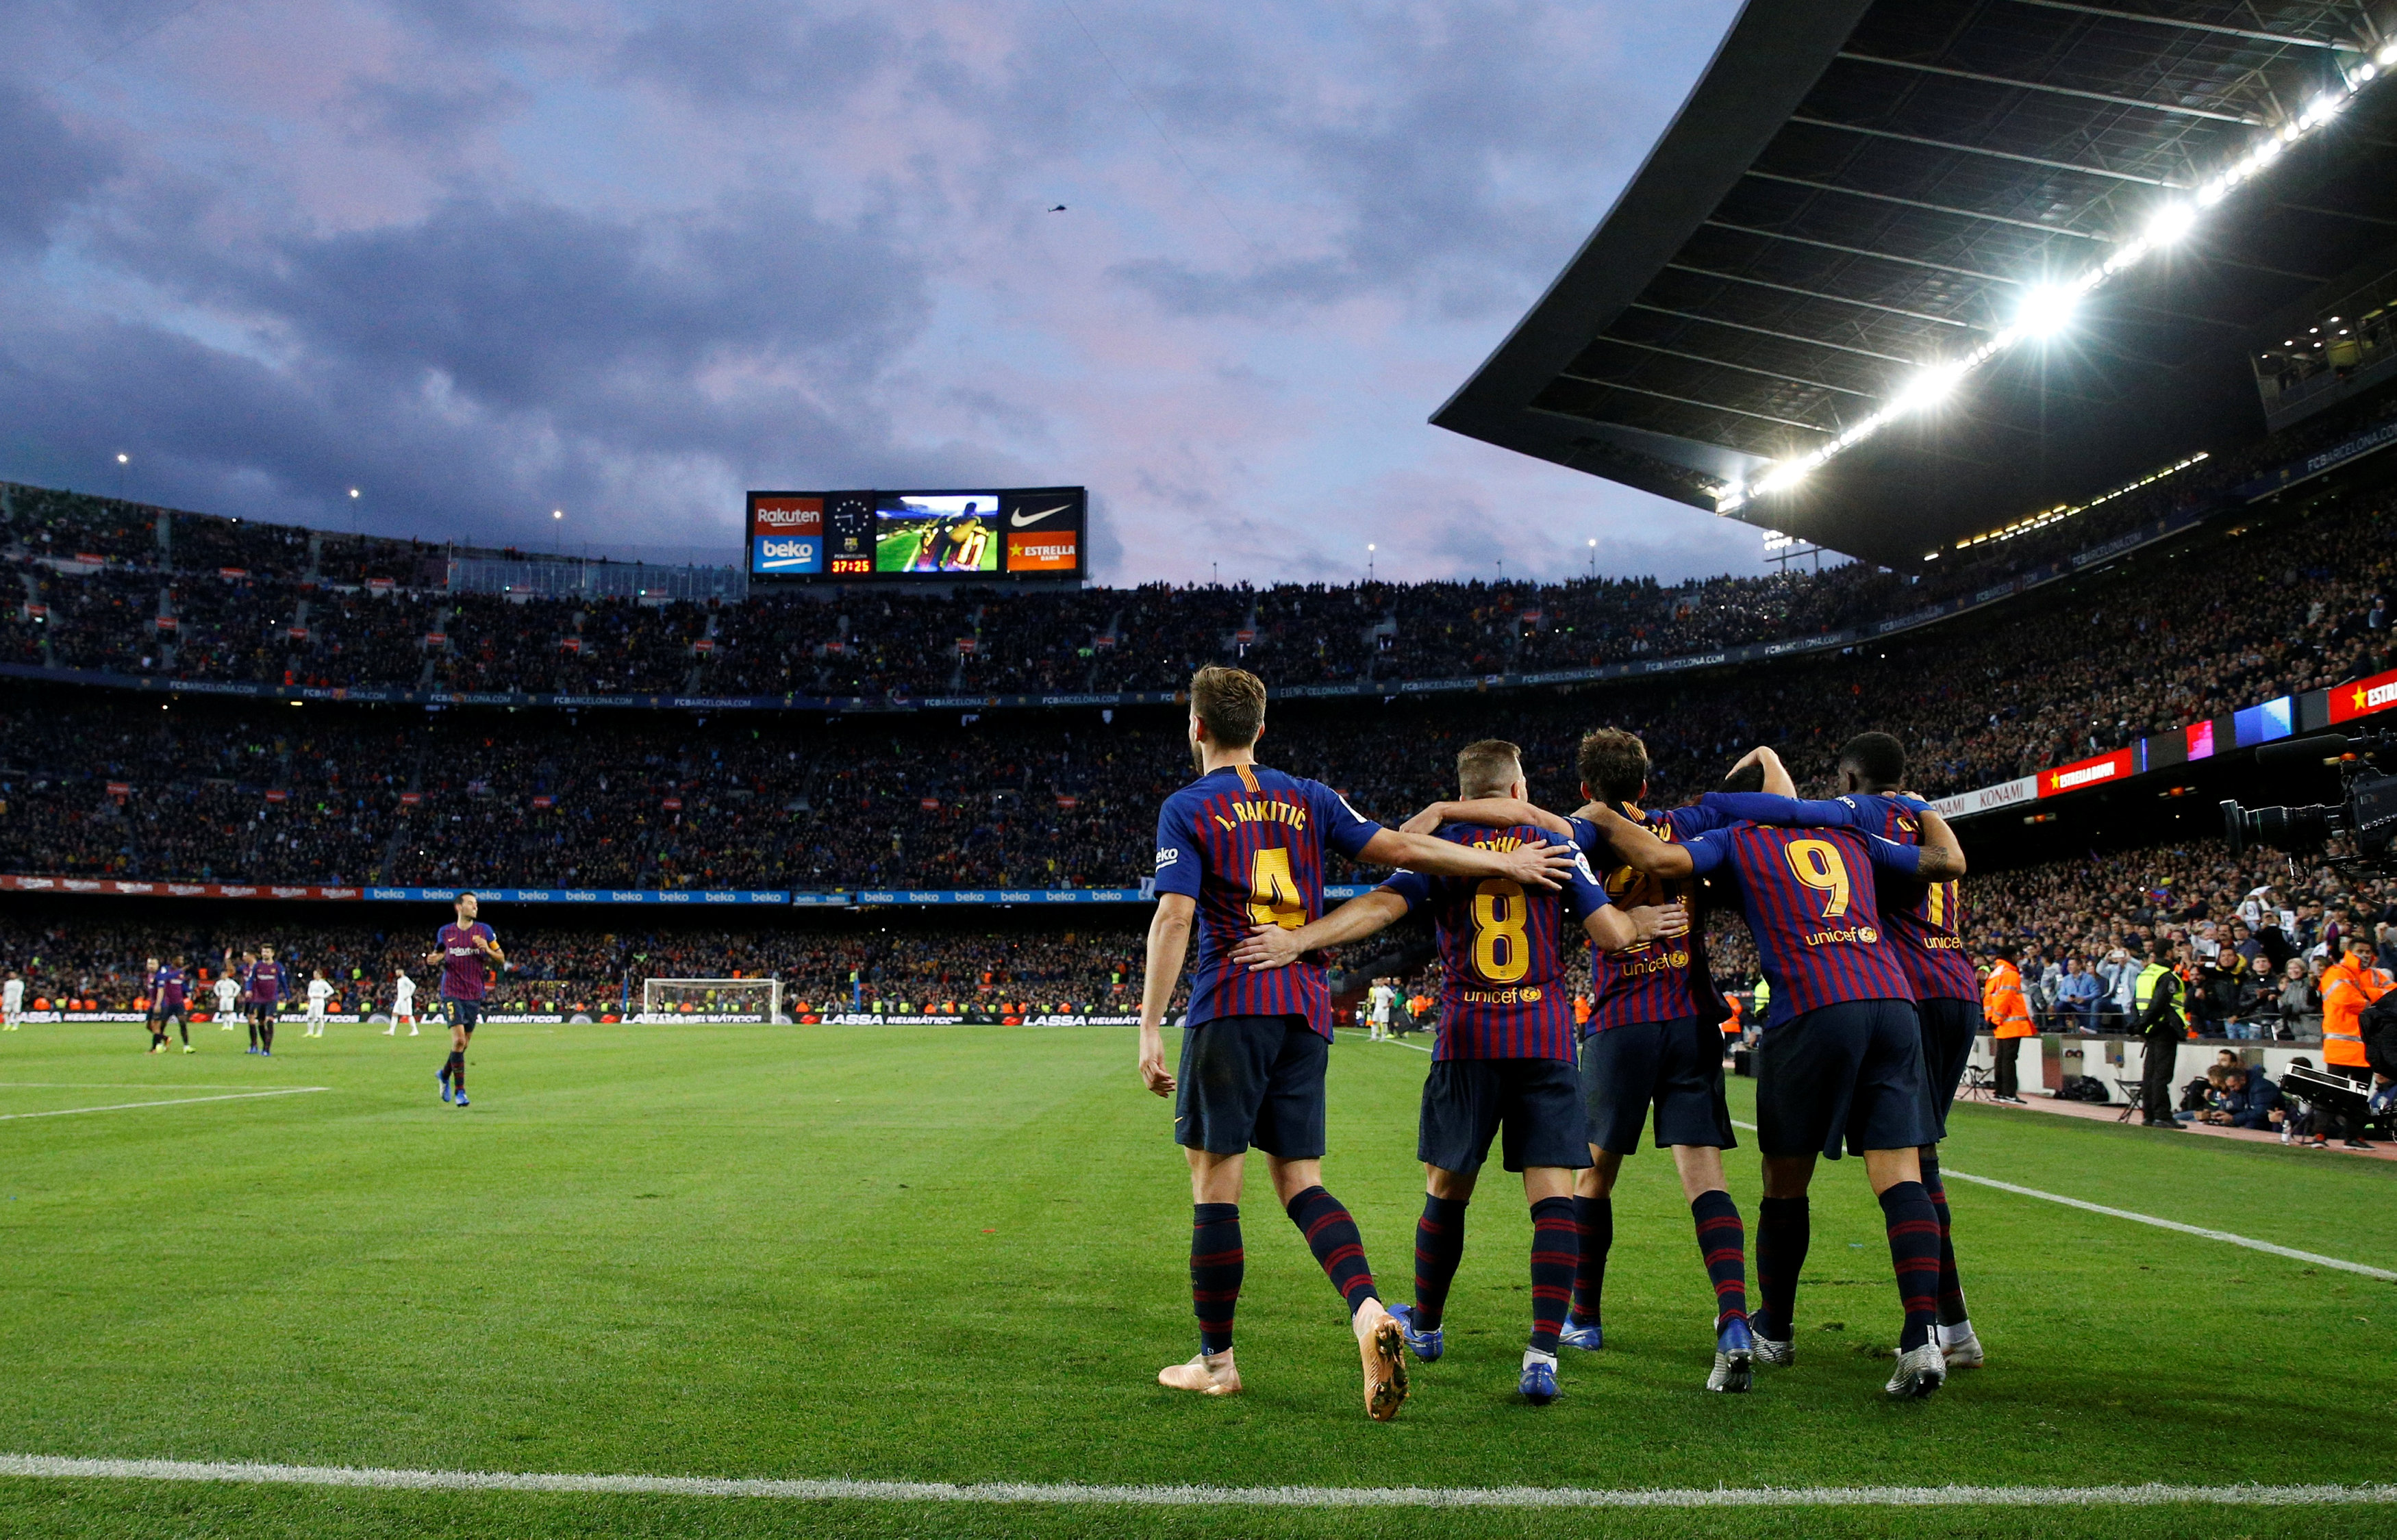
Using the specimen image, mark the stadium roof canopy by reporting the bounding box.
[1435,0,2397,568]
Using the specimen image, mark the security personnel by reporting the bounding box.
[2318,933,2389,1150]
[2131,939,2187,1128]
[1983,944,2035,1103]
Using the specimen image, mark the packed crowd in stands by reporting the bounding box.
[7,388,2391,704]
[3,464,2394,893]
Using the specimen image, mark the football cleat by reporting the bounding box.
[1706,1316,1755,1393]
[1356,1302,1409,1422]
[439,1077,453,1103]
[1884,1341,1946,1400]
[1557,1313,1605,1352]
[1387,1302,1444,1362]
[1518,1359,1559,1405]
[453,1092,469,1107]
[1940,1324,1984,1369]
[182,1046,195,1055]
[1751,1332,1794,1368]
[1156,1350,1242,1396]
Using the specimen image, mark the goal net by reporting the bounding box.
[639,978,782,1024]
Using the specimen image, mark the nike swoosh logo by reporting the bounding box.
[1009,504,1070,528]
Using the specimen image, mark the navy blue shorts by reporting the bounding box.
[1580,1015,1737,1154]
[1175,1015,1326,1159]
[443,998,483,1033]
[1914,996,1978,1141]
[1417,1057,1589,1174]
[1753,998,1933,1161]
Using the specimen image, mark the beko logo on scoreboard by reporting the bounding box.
[755,538,819,570]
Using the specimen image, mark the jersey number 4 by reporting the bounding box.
[1783,839,1852,919]
[1469,879,1531,983]
[1247,848,1307,929]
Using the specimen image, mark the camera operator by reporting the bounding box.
[2131,939,2189,1129]
[2317,933,2389,1150]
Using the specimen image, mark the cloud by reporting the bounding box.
[0,81,117,253]
[0,0,1763,583]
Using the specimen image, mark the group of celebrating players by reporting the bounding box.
[1136,666,1980,1419]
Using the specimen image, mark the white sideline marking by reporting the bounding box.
[0,1088,328,1122]
[1726,1118,2396,1282]
[0,1455,2389,1509]
[1340,1029,1429,1054]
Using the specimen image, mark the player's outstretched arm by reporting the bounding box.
[1137,894,1196,1098]
[1699,790,1861,829]
[1231,891,1410,972]
[1913,807,1967,879]
[1398,797,1573,837]
[1583,803,1695,879]
[1357,828,1577,890]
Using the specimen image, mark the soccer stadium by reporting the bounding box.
[5,3,2397,1536]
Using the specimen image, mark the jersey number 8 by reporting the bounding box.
[1783,838,1851,919]
[1470,879,1531,983]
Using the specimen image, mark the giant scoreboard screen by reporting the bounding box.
[748,487,1084,581]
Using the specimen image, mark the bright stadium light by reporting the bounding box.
[2145,201,2198,246]
[2013,283,2079,338]
[1713,53,2394,516]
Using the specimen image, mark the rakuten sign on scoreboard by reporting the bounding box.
[747,488,1084,581]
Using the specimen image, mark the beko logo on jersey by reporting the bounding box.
[1154,847,1180,868]
[1009,503,1071,528]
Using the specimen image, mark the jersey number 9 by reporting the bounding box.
[1784,839,1851,919]
[1470,879,1531,983]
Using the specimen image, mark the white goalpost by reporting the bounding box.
[638,978,783,1024]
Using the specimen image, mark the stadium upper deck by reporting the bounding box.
[1438,0,2397,566]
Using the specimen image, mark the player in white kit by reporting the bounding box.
[304,968,334,1037]
[386,970,419,1036]
[1366,978,1396,1042]
[214,968,242,1029]
[3,970,23,1030]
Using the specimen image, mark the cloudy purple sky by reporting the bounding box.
[1,0,1771,585]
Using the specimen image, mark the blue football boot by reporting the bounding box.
[1518,1358,1559,1405]
[1557,1312,1604,1351]
[1707,1315,1755,1393]
[1386,1302,1444,1362]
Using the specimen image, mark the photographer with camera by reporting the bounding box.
[2131,939,2189,1129]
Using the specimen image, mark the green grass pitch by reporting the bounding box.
[1,1021,2392,1538]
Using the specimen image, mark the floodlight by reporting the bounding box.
[2013,283,2079,339]
[2144,202,2197,245]
[1892,362,1966,413]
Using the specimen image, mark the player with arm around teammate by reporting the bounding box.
[1694,731,1989,1369]
[1233,738,1687,1403]
[426,893,503,1107]
[1136,668,1582,1419]
[1405,733,1762,1390]
[1592,794,1965,1398]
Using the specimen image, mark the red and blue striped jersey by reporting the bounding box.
[1379,824,1611,1062]
[437,922,499,1001]
[247,960,285,1005]
[1567,804,1727,1032]
[1699,792,1978,1002]
[1154,763,1383,1037]
[150,965,187,1011]
[1685,824,1918,1028]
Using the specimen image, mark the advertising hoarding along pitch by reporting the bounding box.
[746,488,1083,581]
